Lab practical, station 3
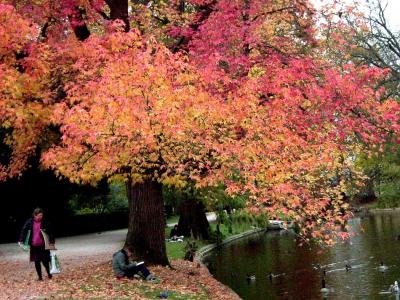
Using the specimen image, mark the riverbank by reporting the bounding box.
[351,205,400,218]
[195,227,267,263]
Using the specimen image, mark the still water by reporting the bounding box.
[204,211,400,299]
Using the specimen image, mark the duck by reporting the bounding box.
[268,272,273,281]
[246,274,256,281]
[313,264,321,270]
[379,261,388,272]
[267,272,285,280]
[389,281,400,293]
[320,278,329,294]
[345,263,352,272]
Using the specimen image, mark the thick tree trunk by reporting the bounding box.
[125,178,169,266]
[177,197,210,240]
[69,7,91,41]
[355,179,377,204]
[105,0,130,32]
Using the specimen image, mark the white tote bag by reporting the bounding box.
[50,251,61,274]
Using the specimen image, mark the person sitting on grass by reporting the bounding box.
[112,246,157,282]
[168,225,183,242]
[170,225,179,239]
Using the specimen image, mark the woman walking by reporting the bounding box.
[19,208,55,281]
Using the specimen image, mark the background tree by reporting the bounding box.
[318,0,400,206]
[319,0,400,98]
[355,142,400,208]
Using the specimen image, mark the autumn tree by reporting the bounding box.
[357,0,400,98]
[0,0,183,265]
[318,0,400,98]
[40,30,242,264]
[1,0,399,265]
[316,0,400,205]
[148,0,320,234]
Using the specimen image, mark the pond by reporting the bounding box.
[203,210,400,299]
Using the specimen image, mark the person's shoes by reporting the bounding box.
[146,274,158,282]
[48,274,53,279]
[38,277,43,281]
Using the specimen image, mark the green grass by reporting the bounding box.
[209,222,254,237]
[166,214,180,225]
[361,201,379,209]
[165,218,258,260]
[166,238,208,260]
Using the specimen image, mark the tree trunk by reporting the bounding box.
[177,197,210,240]
[69,7,91,41]
[105,0,130,32]
[125,178,169,266]
[355,179,377,204]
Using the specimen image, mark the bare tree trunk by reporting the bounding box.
[105,0,130,31]
[69,7,91,41]
[125,178,169,266]
[177,197,210,240]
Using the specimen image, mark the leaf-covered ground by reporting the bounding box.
[0,253,239,300]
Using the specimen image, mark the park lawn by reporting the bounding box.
[165,217,257,260]
[166,214,180,225]
[166,239,207,260]
[209,222,254,237]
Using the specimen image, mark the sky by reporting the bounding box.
[384,0,400,29]
[312,0,400,30]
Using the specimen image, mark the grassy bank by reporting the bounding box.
[165,214,261,260]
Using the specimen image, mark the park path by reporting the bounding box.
[0,229,127,263]
[0,228,127,284]
[0,212,217,281]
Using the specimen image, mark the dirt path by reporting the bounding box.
[1,229,127,259]
[0,229,127,282]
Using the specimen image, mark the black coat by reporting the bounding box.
[19,218,55,245]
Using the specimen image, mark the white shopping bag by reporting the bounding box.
[50,251,61,274]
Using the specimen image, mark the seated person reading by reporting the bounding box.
[169,225,183,242]
[112,246,157,282]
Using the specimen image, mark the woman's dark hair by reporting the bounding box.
[32,207,43,217]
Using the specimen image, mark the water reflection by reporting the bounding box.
[204,211,400,299]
